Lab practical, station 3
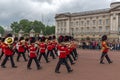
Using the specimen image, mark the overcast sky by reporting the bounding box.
[0,0,119,28]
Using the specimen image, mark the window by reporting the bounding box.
[81,21,84,26]
[99,26,102,32]
[106,26,110,32]
[93,27,96,32]
[93,20,96,25]
[76,21,79,26]
[64,21,66,27]
[81,27,83,32]
[106,19,109,25]
[70,22,74,27]
[87,27,89,32]
[87,20,89,25]
[118,27,120,32]
[99,19,102,25]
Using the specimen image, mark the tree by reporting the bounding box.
[0,26,5,35]
[45,25,55,35]
[10,19,55,35]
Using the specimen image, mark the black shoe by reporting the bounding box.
[25,60,28,62]
[12,66,17,68]
[17,60,19,62]
[68,69,73,73]
[27,67,32,70]
[37,67,42,70]
[55,71,60,73]
[53,58,56,59]
[71,62,75,65]
[100,62,105,64]
[109,61,113,64]
[46,61,50,63]
[1,65,6,68]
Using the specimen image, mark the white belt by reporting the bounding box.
[59,51,66,53]
[30,51,36,53]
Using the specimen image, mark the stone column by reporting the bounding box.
[110,13,118,32]
[55,21,58,38]
[66,19,70,35]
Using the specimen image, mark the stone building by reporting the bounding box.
[55,2,120,40]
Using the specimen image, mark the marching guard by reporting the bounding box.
[100,35,113,64]
[55,42,73,73]
[38,36,50,63]
[27,37,41,70]
[16,37,27,62]
[1,34,17,68]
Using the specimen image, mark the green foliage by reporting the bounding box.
[10,19,55,35]
[45,25,55,35]
[0,26,5,34]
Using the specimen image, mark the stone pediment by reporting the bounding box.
[110,5,120,11]
[55,13,70,18]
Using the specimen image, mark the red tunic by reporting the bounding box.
[39,42,46,53]
[18,42,25,53]
[58,45,67,58]
[101,41,109,53]
[29,44,37,58]
[47,43,53,51]
[2,43,13,56]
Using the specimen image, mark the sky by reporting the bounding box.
[0,0,120,29]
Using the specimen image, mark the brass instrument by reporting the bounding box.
[4,37,14,45]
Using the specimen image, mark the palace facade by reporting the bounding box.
[55,2,120,40]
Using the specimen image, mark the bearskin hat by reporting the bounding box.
[14,37,18,41]
[25,38,29,41]
[30,37,36,43]
[19,37,24,41]
[58,35,64,43]
[41,36,46,42]
[102,35,107,41]
[48,36,52,40]
[5,33,12,38]
[52,35,56,39]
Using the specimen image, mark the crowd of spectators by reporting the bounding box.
[78,39,120,51]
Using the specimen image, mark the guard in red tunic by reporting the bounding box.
[1,34,17,68]
[46,40,56,59]
[38,37,50,63]
[0,37,5,60]
[55,42,73,73]
[66,43,75,65]
[100,35,112,64]
[27,37,41,70]
[16,37,27,62]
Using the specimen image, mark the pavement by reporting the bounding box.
[0,49,120,80]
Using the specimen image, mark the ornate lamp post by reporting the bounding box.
[39,30,43,37]
[18,29,24,38]
[30,29,35,37]
[0,33,2,37]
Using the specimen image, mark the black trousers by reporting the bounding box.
[55,58,71,72]
[47,50,55,59]
[38,53,49,62]
[53,48,58,56]
[70,52,76,60]
[27,57,40,68]
[100,52,111,63]
[66,55,74,64]
[13,49,18,56]
[73,49,78,57]
[1,55,15,67]
[17,52,27,61]
[0,51,4,60]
